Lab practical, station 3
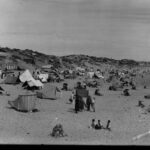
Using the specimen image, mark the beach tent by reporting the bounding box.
[37,83,60,100]
[8,94,37,112]
[38,73,49,82]
[2,75,19,84]
[19,69,33,82]
[22,80,43,90]
[28,80,43,87]
[20,69,43,89]
[87,72,95,78]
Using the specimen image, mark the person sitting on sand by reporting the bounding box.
[95,88,103,96]
[138,101,145,108]
[62,83,68,91]
[95,120,103,130]
[123,89,130,96]
[91,119,96,129]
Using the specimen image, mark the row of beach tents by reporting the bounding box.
[6,69,61,112]
[1,69,61,100]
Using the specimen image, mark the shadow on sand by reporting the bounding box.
[6,106,39,113]
[67,108,75,113]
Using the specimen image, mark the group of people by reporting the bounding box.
[70,82,96,113]
[90,119,111,131]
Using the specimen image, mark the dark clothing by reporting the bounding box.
[86,96,95,112]
[95,124,102,130]
[74,87,89,113]
[78,96,84,111]
[62,83,68,91]
[75,95,80,113]
[86,96,91,111]
[75,95,84,112]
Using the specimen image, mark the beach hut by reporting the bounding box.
[8,94,37,112]
[2,75,19,84]
[37,84,60,100]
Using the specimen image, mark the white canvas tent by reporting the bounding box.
[37,73,49,82]
[19,70,33,82]
[87,72,95,78]
[19,70,43,88]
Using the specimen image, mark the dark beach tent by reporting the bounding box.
[36,84,60,100]
[2,75,19,84]
[8,94,37,112]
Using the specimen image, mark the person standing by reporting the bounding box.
[87,95,95,112]
[74,82,82,113]
[86,95,91,111]
[91,97,96,112]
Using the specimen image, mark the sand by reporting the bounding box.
[0,78,150,145]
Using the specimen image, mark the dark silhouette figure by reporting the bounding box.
[138,101,145,108]
[95,120,103,130]
[105,120,111,131]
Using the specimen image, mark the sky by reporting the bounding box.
[0,0,150,60]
